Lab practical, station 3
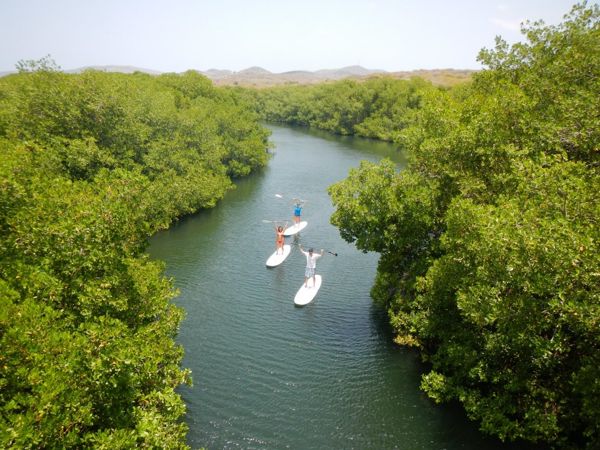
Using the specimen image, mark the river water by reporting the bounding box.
[148,124,533,449]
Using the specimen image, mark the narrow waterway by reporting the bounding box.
[148,124,532,449]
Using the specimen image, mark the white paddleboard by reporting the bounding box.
[266,245,291,267]
[283,221,308,236]
[294,275,322,306]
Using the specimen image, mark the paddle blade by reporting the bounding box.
[275,194,283,198]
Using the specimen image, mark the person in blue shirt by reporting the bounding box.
[292,199,305,225]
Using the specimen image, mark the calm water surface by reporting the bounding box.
[148,125,534,449]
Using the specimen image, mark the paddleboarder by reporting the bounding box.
[274,221,288,255]
[292,199,305,225]
[299,245,323,288]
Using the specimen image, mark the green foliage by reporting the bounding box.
[0,68,269,446]
[418,160,599,444]
[15,54,61,73]
[244,76,438,144]
[329,2,599,448]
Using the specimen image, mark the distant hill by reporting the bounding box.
[315,65,385,78]
[203,68,233,79]
[204,65,387,86]
[0,65,476,86]
[236,66,272,76]
[203,66,475,87]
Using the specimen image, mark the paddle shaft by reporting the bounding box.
[299,244,337,257]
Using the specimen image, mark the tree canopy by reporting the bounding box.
[238,75,440,143]
[0,68,269,447]
[328,3,599,448]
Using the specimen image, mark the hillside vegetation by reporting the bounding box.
[0,67,269,448]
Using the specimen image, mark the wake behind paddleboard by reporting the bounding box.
[266,245,291,267]
[294,275,322,306]
[283,221,308,236]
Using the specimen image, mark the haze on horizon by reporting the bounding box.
[0,0,589,74]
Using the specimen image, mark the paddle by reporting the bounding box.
[275,194,308,205]
[297,243,338,256]
[262,219,287,224]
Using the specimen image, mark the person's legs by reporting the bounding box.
[304,267,313,287]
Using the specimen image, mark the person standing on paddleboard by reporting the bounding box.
[299,245,323,288]
[274,221,288,255]
[292,199,305,225]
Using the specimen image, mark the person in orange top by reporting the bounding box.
[274,221,288,255]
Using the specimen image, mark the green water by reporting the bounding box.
[148,125,534,449]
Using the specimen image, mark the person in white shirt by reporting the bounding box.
[299,245,324,288]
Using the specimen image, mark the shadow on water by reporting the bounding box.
[148,123,545,450]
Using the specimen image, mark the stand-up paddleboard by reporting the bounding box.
[266,245,291,267]
[294,275,322,306]
[283,221,308,236]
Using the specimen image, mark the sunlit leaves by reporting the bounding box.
[328,2,599,447]
[0,67,268,446]
[248,77,440,143]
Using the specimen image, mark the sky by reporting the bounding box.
[0,0,592,73]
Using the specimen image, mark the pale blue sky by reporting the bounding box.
[0,0,590,73]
